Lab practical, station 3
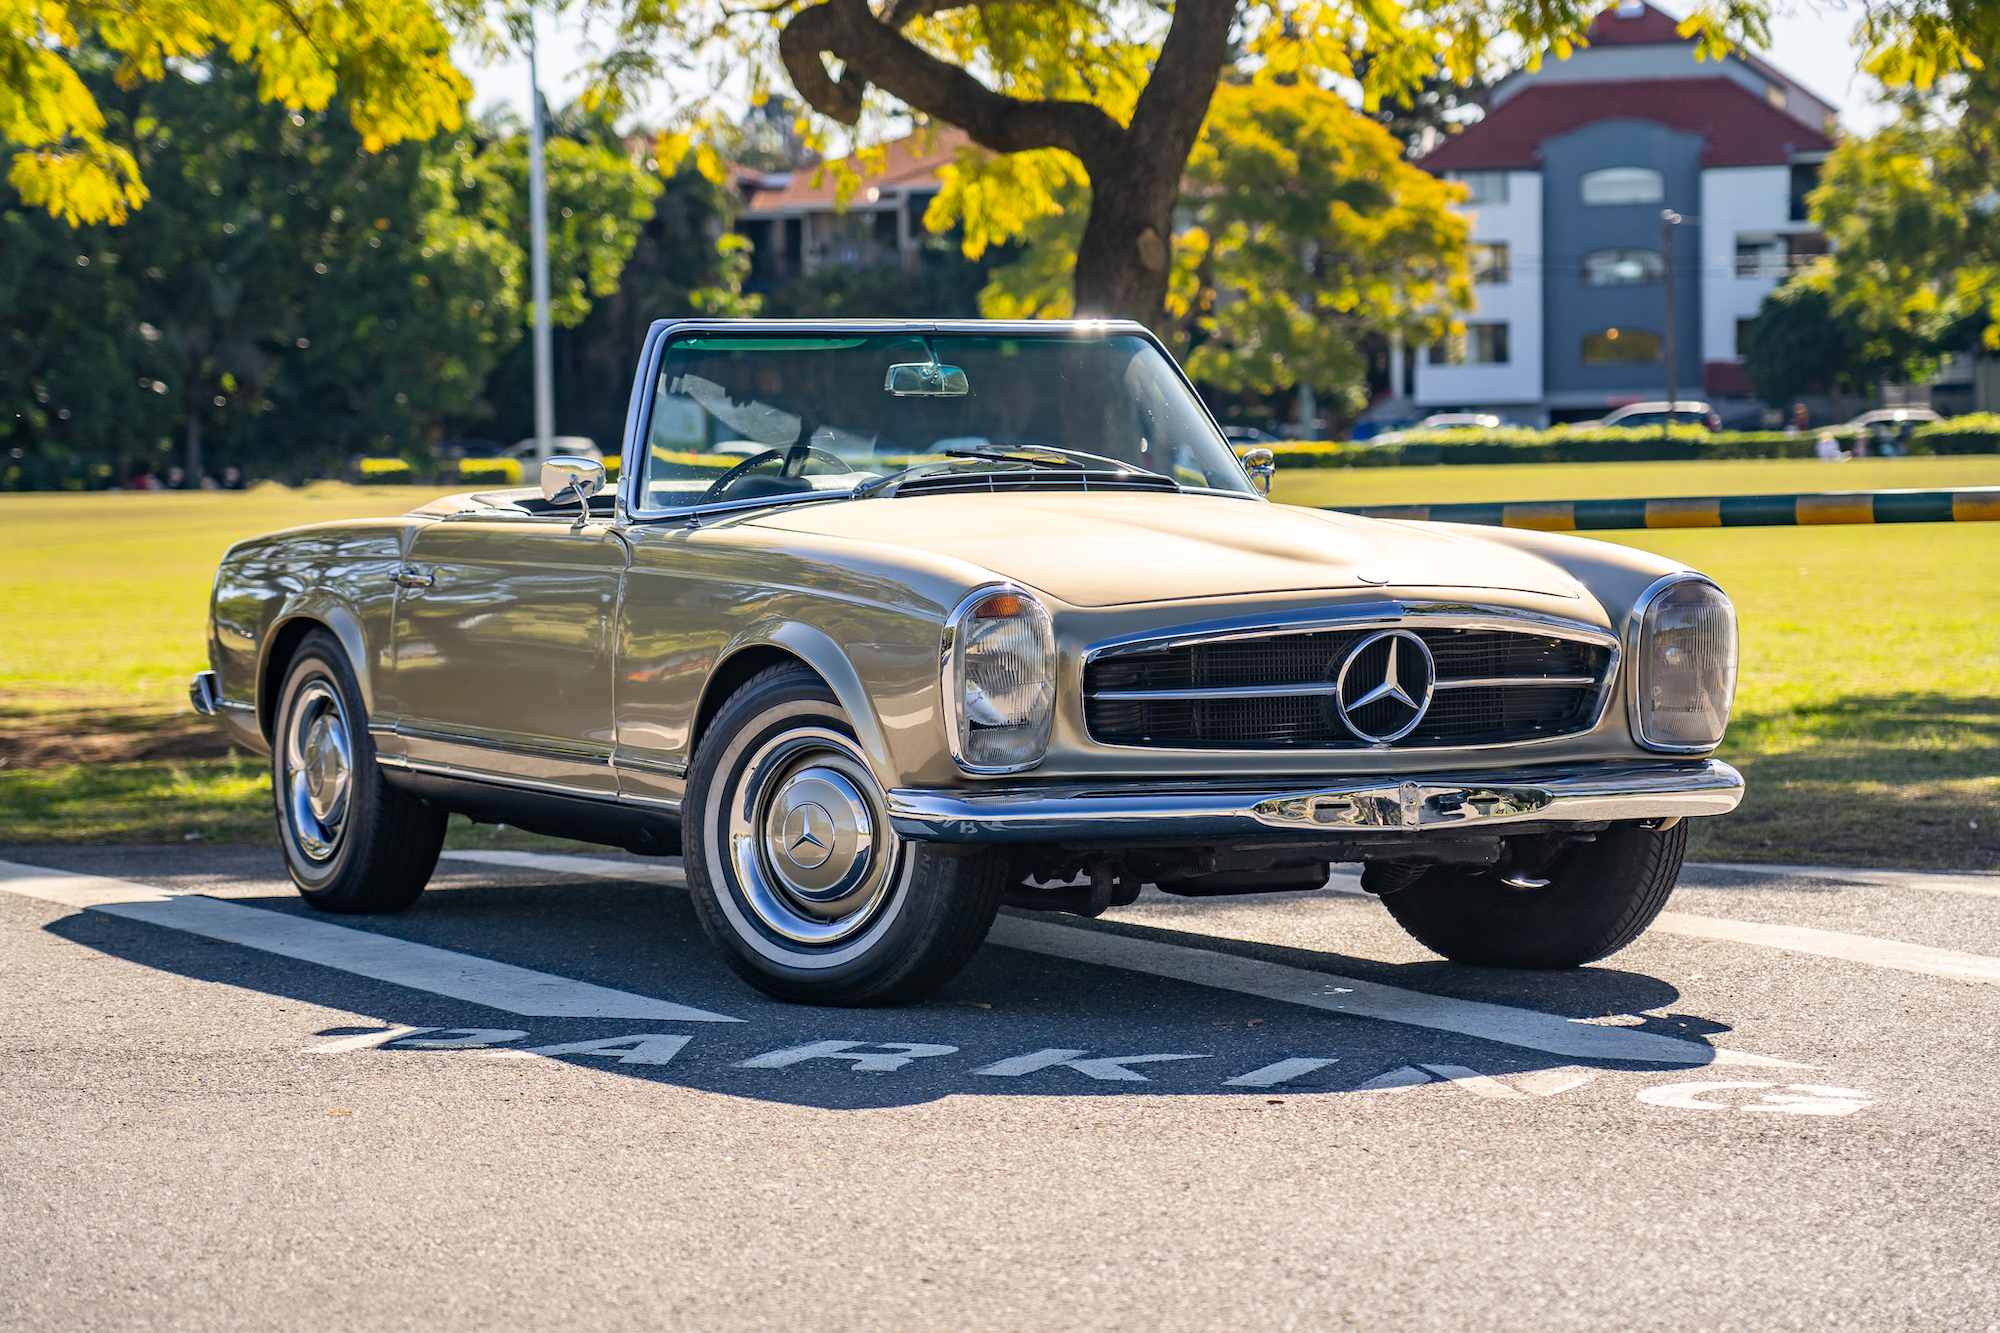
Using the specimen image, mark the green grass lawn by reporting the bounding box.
[3,465,1995,869]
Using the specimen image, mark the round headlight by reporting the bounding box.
[1630,575,1738,752]
[945,588,1055,773]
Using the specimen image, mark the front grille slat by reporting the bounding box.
[1083,625,1611,750]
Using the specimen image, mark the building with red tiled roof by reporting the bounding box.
[732,128,968,280]
[1407,0,1836,420]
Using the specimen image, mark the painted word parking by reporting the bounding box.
[2,852,1935,1122]
[312,1022,1873,1114]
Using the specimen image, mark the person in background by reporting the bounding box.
[1789,403,1811,435]
[1814,431,1846,461]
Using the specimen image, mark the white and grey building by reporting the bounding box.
[1409,1,1835,422]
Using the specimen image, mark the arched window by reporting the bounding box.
[1582,328,1663,364]
[1584,248,1665,285]
[1581,168,1664,205]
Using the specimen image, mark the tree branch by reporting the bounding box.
[779,0,1124,168]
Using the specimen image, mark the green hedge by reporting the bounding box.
[1911,413,2000,452]
[456,458,522,485]
[1245,423,1999,469]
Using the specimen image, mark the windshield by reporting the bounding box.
[636,332,1253,510]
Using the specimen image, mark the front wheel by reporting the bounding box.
[273,629,446,913]
[683,664,1007,1005]
[1378,820,1688,969]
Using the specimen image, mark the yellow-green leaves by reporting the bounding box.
[1176,83,1469,398]
[4,0,467,226]
[928,145,1088,261]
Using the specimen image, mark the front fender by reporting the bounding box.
[716,618,899,787]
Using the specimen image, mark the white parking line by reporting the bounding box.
[438,850,686,886]
[1650,911,2000,986]
[0,860,739,1022]
[1689,862,2000,900]
[986,915,1796,1067]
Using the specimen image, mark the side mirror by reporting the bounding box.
[884,360,969,396]
[541,456,606,527]
[1242,447,1276,497]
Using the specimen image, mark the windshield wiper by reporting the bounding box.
[853,445,1177,501]
[945,444,1173,482]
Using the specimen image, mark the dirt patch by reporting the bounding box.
[0,709,242,770]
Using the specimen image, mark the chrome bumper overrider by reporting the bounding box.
[189,670,222,717]
[886,759,1743,843]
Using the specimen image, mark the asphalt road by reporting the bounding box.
[2,843,1996,1332]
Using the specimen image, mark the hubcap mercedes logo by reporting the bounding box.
[1332,630,1436,743]
[780,802,835,869]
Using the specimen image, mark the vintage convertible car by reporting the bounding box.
[192,319,1743,1005]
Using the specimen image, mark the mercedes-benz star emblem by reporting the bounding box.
[1332,630,1436,743]
[781,802,835,869]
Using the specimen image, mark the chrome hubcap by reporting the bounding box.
[728,729,900,945]
[284,680,351,862]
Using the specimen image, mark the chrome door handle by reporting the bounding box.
[392,567,434,590]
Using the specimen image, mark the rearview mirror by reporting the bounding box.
[541,456,606,527]
[884,361,968,397]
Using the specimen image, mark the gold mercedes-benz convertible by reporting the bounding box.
[192,319,1742,1005]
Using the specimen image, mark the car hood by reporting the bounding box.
[745,492,1581,607]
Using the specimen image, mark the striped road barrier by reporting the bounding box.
[1329,486,2000,531]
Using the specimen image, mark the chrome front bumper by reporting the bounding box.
[887,759,1743,844]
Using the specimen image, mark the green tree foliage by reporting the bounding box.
[971,83,1468,415]
[3,0,467,225]
[1176,83,1469,413]
[1738,264,1908,406]
[1,56,681,487]
[1811,53,2000,363]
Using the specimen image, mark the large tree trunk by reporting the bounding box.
[779,0,1235,327]
[1072,156,1178,322]
[185,414,202,488]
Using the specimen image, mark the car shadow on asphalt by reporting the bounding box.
[34,864,1751,1111]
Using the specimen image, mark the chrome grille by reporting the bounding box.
[1083,624,1613,749]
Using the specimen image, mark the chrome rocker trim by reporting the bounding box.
[886,759,1742,843]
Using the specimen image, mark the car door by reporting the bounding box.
[388,515,628,794]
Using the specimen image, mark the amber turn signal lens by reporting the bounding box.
[973,593,1026,619]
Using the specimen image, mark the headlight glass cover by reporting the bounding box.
[1632,577,1738,751]
[946,589,1056,772]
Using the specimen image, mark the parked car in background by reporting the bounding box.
[1365,412,1503,445]
[1582,402,1721,431]
[192,319,1743,1007]
[1413,413,1502,431]
[1221,426,1284,447]
[1841,407,1939,456]
[507,435,602,464]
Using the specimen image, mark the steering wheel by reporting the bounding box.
[697,444,854,505]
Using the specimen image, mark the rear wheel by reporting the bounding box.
[1377,821,1688,969]
[684,664,1007,1005]
[273,630,446,913]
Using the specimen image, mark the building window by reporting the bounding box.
[1470,242,1510,284]
[1580,167,1664,206]
[1583,248,1664,285]
[1581,327,1662,364]
[1789,162,1820,223]
[1449,171,1509,205]
[1735,319,1756,356]
[1428,322,1510,365]
[1735,234,1785,277]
